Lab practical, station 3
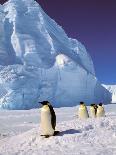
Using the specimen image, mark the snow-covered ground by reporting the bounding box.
[0,104,116,155]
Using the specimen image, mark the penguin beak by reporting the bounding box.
[39,102,44,108]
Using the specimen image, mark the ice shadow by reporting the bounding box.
[57,129,82,136]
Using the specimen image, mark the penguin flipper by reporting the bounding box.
[48,104,56,130]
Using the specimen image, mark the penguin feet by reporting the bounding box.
[40,135,50,138]
[53,131,60,136]
[40,131,60,138]
[45,135,50,138]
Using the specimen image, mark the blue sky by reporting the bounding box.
[37,0,116,84]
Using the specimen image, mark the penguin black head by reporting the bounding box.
[39,101,49,106]
[99,103,103,106]
[94,105,98,109]
[91,104,95,106]
[80,101,84,105]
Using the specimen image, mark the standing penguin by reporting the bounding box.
[78,102,89,119]
[96,103,105,117]
[40,101,58,138]
[90,104,98,118]
[90,104,96,118]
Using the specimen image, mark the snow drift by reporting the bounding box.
[0,0,111,109]
[0,105,116,155]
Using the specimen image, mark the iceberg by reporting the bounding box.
[0,0,111,109]
[103,85,116,103]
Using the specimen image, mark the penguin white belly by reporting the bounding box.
[90,108,96,118]
[96,108,105,117]
[78,108,89,119]
[41,109,54,136]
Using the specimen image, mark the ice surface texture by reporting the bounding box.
[103,85,116,103]
[0,0,111,109]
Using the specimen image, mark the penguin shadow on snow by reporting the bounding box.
[57,129,82,136]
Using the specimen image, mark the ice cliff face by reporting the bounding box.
[103,85,116,103]
[0,0,111,109]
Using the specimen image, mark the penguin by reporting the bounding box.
[40,101,58,138]
[78,102,89,119]
[90,104,96,118]
[96,103,105,117]
[90,104,98,118]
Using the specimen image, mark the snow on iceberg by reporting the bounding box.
[0,0,111,109]
[103,85,116,103]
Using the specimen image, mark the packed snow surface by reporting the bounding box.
[0,0,111,109]
[0,104,116,155]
